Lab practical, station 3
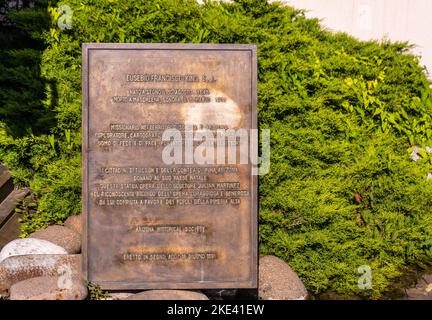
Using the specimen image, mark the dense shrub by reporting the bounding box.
[0,0,54,136]
[1,0,432,298]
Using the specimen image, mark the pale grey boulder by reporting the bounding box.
[0,238,67,263]
[0,254,81,298]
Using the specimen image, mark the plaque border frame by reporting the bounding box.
[82,43,258,290]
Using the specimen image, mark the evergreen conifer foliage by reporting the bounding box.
[0,0,54,137]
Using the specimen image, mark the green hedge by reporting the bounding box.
[0,0,53,136]
[1,0,432,298]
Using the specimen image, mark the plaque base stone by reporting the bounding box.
[202,288,258,300]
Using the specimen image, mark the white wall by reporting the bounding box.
[198,0,432,75]
[283,0,432,75]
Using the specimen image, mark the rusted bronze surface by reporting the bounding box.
[82,43,257,289]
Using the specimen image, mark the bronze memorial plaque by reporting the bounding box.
[82,43,257,289]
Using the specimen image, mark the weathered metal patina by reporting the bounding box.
[82,43,257,289]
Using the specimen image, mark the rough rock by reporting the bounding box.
[64,215,82,236]
[105,292,135,300]
[259,255,308,300]
[29,225,81,254]
[421,273,432,286]
[405,288,432,300]
[203,289,258,300]
[10,276,87,300]
[0,238,67,263]
[0,254,81,298]
[125,290,208,300]
[405,273,432,300]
